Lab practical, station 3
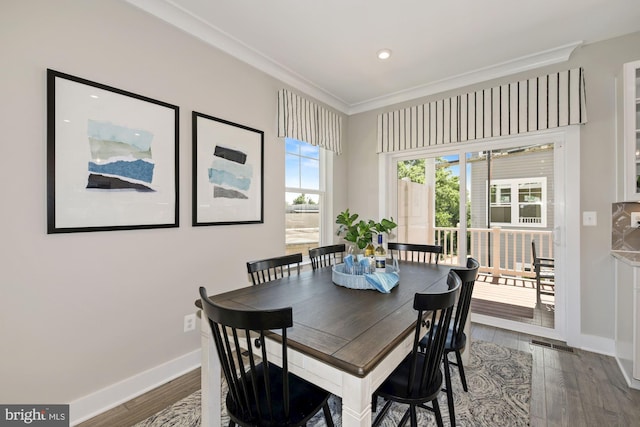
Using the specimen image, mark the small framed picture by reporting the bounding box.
[192,112,264,226]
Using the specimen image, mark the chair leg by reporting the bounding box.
[409,404,418,427]
[398,408,411,427]
[455,349,468,392]
[372,400,393,427]
[323,402,335,427]
[432,398,444,427]
[536,276,542,306]
[443,354,456,427]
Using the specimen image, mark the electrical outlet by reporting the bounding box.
[184,313,196,332]
[632,212,640,229]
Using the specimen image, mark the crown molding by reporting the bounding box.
[125,0,350,113]
[126,0,580,116]
[348,41,583,115]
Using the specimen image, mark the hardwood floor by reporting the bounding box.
[76,368,200,427]
[77,324,640,426]
[471,323,640,426]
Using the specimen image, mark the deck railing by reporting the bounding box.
[435,226,554,278]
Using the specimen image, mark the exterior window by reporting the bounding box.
[489,178,546,227]
[490,184,511,223]
[285,138,323,256]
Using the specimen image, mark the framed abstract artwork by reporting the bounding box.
[47,69,179,233]
[192,112,264,226]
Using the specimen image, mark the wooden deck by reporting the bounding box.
[471,273,555,328]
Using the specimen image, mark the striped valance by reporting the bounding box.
[377,68,587,153]
[278,89,342,154]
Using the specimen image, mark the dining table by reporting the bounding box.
[196,260,453,427]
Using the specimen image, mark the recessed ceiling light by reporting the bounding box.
[377,49,392,60]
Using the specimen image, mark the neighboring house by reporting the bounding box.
[469,145,555,231]
[468,144,555,269]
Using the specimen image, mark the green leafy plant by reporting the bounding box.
[336,209,397,250]
[372,217,397,235]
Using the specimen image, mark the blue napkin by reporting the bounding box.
[344,254,354,268]
[365,271,400,293]
[359,257,372,273]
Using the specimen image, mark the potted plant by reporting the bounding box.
[336,209,397,254]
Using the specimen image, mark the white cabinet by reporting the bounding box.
[613,252,640,389]
[622,60,640,201]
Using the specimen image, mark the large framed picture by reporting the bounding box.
[47,69,179,233]
[192,112,264,226]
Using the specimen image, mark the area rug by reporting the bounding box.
[134,340,531,427]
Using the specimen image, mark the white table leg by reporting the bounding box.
[341,373,373,427]
[200,310,221,427]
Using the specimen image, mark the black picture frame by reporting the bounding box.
[192,111,264,226]
[47,69,179,234]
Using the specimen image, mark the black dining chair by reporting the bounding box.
[308,244,346,270]
[388,242,443,264]
[532,240,555,305]
[418,257,480,426]
[246,253,303,285]
[372,271,461,427]
[199,287,334,427]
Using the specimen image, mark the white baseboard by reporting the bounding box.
[70,349,201,426]
[615,355,640,390]
[471,314,616,355]
[471,313,565,341]
[578,333,615,356]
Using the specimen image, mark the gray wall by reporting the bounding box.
[346,31,640,344]
[0,0,348,410]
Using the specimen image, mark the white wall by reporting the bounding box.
[346,31,640,346]
[0,0,347,417]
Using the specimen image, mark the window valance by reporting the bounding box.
[377,68,587,153]
[278,89,342,154]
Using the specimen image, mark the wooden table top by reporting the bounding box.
[197,261,451,377]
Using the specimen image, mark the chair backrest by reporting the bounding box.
[308,244,346,270]
[199,286,293,425]
[247,253,303,285]
[406,271,460,397]
[449,257,480,344]
[531,240,538,263]
[388,242,444,264]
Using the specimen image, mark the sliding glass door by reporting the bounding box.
[386,135,565,338]
[465,143,555,329]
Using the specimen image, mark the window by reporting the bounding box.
[489,178,546,227]
[285,138,325,256]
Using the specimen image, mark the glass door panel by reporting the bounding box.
[395,155,462,264]
[466,142,555,329]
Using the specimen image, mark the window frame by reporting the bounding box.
[284,138,332,256]
[488,177,547,228]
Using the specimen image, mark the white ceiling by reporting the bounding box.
[127,0,640,114]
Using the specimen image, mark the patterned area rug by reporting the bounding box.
[134,340,531,427]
